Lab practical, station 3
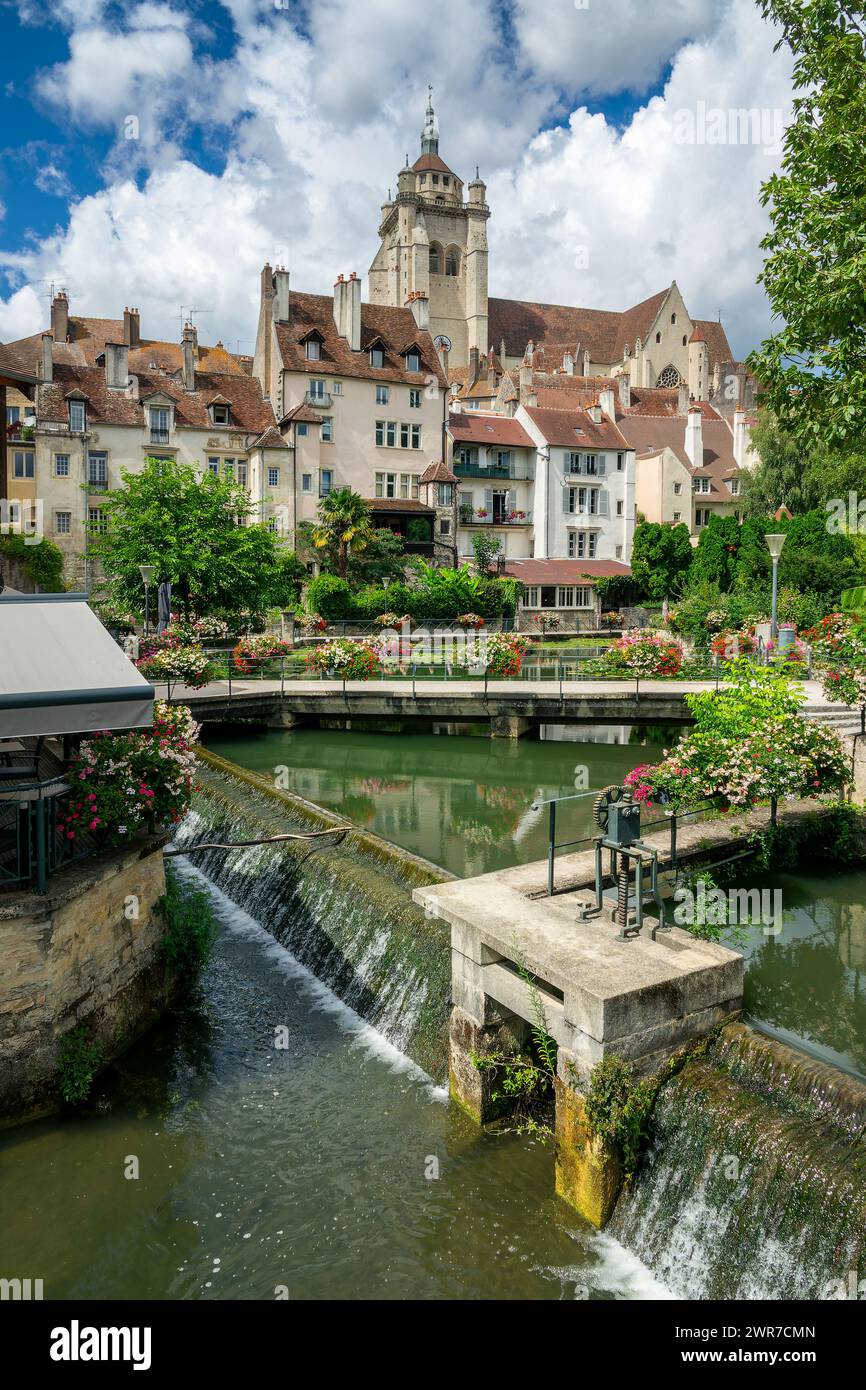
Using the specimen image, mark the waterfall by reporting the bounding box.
[610,1023,866,1299]
[173,756,453,1080]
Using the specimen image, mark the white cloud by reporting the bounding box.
[513,0,719,96]
[0,0,791,363]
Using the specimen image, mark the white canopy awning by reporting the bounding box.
[0,594,155,739]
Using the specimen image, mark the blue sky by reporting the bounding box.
[0,0,793,359]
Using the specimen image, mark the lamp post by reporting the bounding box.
[765,533,786,644]
[139,564,156,636]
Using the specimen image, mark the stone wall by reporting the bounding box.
[0,835,170,1126]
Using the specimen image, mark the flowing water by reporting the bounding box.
[3,723,866,1300]
[0,860,671,1301]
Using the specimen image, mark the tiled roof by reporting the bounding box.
[38,362,278,434]
[489,288,670,365]
[280,403,323,426]
[0,341,37,383]
[275,290,447,388]
[5,320,250,377]
[411,153,456,176]
[691,319,734,368]
[252,426,289,451]
[448,412,535,448]
[612,290,670,359]
[523,406,630,451]
[366,498,435,514]
[617,414,738,500]
[420,460,457,483]
[504,559,631,585]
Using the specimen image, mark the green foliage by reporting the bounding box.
[778,510,863,601]
[92,456,285,620]
[583,1055,655,1174]
[629,522,693,601]
[469,954,557,1137]
[472,531,502,576]
[57,1027,104,1104]
[688,514,743,591]
[305,574,353,620]
[748,3,866,448]
[311,488,375,580]
[406,517,431,543]
[160,866,217,974]
[0,534,65,591]
[685,657,803,737]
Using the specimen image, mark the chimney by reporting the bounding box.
[588,400,602,425]
[333,274,348,337]
[617,374,631,411]
[273,266,290,324]
[40,331,53,383]
[677,381,689,415]
[599,385,616,420]
[733,408,746,468]
[51,290,69,342]
[123,307,141,348]
[181,321,197,391]
[104,341,129,390]
[685,405,703,467]
[469,345,480,384]
[347,272,361,351]
[407,291,429,332]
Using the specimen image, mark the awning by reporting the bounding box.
[0,593,155,738]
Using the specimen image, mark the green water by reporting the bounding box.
[202,722,677,878]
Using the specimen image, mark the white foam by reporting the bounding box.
[169,854,445,1099]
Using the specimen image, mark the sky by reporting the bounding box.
[0,0,794,362]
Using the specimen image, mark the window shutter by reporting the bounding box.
[484,487,493,511]
[507,489,516,512]
[598,489,609,516]
[597,456,606,476]
[563,487,572,514]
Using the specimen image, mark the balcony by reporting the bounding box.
[304,390,333,410]
[85,478,110,494]
[458,508,532,527]
[453,460,533,480]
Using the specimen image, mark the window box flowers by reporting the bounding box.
[137,644,214,688]
[232,634,293,674]
[304,638,382,680]
[456,612,486,629]
[482,632,528,677]
[602,632,684,678]
[375,612,412,628]
[59,702,200,846]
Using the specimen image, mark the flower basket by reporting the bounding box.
[232,635,293,675]
[137,644,214,688]
[456,612,485,630]
[304,638,382,680]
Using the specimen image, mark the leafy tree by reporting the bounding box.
[0,534,65,592]
[628,522,693,601]
[687,515,743,591]
[305,574,353,620]
[778,509,863,601]
[749,2,866,447]
[92,456,288,619]
[742,416,866,517]
[310,488,374,580]
[472,531,502,576]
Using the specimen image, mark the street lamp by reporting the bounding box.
[765,533,786,643]
[139,564,156,636]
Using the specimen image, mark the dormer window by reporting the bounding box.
[305,338,322,361]
[211,403,230,425]
[370,345,385,369]
[405,350,421,373]
[68,398,86,432]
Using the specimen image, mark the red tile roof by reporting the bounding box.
[504,559,631,585]
[691,319,734,368]
[38,362,278,434]
[412,153,457,176]
[420,460,457,483]
[522,406,630,450]
[616,414,738,500]
[6,318,251,378]
[367,498,435,514]
[275,291,447,388]
[448,412,535,448]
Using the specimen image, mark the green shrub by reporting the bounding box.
[583,1054,655,1173]
[0,535,66,591]
[57,1027,104,1104]
[305,574,353,621]
[160,866,217,974]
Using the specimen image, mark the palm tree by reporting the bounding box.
[312,488,374,580]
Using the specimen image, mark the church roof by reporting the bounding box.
[412,153,456,177]
[274,290,447,388]
[691,319,734,369]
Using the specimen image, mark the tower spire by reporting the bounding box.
[421,84,439,155]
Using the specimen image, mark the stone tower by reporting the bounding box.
[368,89,490,366]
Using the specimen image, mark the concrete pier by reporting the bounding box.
[414,833,746,1226]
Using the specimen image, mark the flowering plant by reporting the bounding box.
[169,615,230,643]
[603,631,683,678]
[532,612,562,632]
[601,611,624,629]
[59,702,199,846]
[483,632,528,677]
[375,612,412,628]
[94,601,138,632]
[232,634,293,674]
[709,628,758,659]
[803,613,866,705]
[475,508,489,519]
[137,644,214,688]
[304,638,382,680]
[506,510,527,521]
[456,612,486,629]
[303,614,329,633]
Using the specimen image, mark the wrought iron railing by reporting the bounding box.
[0,775,94,894]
